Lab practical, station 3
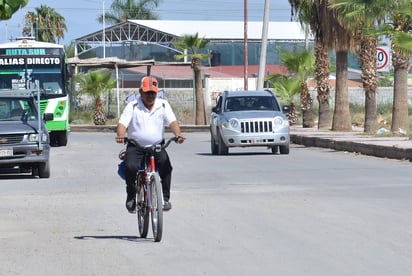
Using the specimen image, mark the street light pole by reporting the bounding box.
[257,0,270,90]
[244,0,248,90]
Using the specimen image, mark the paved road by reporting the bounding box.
[1,132,411,276]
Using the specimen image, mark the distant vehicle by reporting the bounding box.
[0,37,70,146]
[0,90,53,178]
[210,90,290,155]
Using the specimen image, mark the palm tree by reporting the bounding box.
[0,0,28,20]
[173,33,210,125]
[290,0,354,131]
[266,74,301,125]
[385,1,412,134]
[277,48,315,127]
[331,0,398,133]
[23,5,67,43]
[76,69,117,125]
[98,0,161,25]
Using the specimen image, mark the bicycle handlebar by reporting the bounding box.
[118,136,181,160]
[122,136,179,149]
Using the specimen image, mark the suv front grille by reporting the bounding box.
[0,134,24,145]
[241,120,273,133]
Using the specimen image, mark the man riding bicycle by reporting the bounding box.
[115,76,185,212]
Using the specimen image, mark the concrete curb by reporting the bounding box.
[290,134,412,161]
[70,124,412,161]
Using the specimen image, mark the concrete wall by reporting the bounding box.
[75,79,412,125]
[309,87,412,107]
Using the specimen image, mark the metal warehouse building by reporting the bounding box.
[73,20,312,66]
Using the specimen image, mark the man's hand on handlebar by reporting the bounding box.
[175,135,185,144]
[115,137,127,144]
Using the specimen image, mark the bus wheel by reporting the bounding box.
[58,131,68,146]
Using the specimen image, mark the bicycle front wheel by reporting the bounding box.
[150,172,163,242]
[136,172,149,238]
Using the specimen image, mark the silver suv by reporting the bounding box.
[0,90,52,178]
[210,90,290,155]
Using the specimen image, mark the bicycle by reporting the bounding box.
[120,136,178,242]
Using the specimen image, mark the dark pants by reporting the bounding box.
[125,142,173,201]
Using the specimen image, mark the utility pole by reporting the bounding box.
[257,0,270,90]
[103,1,106,58]
[244,0,248,90]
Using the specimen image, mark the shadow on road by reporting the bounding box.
[73,235,154,243]
[196,152,275,156]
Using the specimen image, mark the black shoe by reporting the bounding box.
[163,201,172,211]
[126,195,136,213]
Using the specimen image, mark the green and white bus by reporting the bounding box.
[0,37,70,146]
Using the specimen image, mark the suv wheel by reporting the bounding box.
[279,145,290,155]
[210,132,218,155]
[271,146,278,154]
[217,130,229,155]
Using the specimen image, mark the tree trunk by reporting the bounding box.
[192,57,206,125]
[391,50,410,134]
[93,97,106,125]
[315,41,331,129]
[285,103,298,125]
[301,82,314,128]
[360,36,378,133]
[332,50,351,131]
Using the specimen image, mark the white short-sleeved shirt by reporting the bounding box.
[118,97,177,147]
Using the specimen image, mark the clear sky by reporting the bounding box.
[0,0,292,45]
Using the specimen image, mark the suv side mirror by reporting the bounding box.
[212,106,220,113]
[282,105,291,114]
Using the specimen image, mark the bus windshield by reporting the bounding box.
[0,67,64,96]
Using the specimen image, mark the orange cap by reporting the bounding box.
[140,76,158,93]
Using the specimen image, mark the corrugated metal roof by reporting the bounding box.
[128,20,311,40]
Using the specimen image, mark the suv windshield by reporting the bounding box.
[225,96,280,112]
[0,97,38,121]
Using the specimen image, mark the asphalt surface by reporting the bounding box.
[70,124,412,162]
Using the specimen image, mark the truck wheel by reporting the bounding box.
[38,162,50,178]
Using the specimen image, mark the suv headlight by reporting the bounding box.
[274,116,288,127]
[222,118,240,129]
[29,133,48,143]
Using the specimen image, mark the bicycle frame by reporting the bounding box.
[133,137,177,242]
[139,145,164,212]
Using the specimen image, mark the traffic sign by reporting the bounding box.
[376,47,390,72]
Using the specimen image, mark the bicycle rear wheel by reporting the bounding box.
[150,172,163,242]
[136,172,149,238]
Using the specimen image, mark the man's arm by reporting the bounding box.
[116,123,127,144]
[169,121,185,144]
